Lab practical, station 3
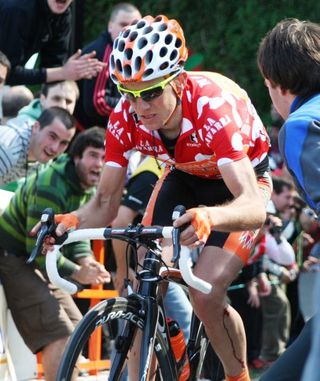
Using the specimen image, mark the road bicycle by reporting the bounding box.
[32,206,214,380]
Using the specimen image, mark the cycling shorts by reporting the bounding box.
[143,168,272,264]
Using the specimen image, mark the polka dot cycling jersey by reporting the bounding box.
[105,71,270,179]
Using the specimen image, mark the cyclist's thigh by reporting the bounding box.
[142,168,195,225]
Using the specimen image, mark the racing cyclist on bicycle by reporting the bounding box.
[37,15,272,381]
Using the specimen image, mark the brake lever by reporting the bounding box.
[171,205,186,264]
[27,208,68,264]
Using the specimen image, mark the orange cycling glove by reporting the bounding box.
[55,213,80,230]
[187,208,212,244]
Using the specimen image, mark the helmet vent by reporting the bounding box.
[175,38,182,48]
[143,26,153,35]
[116,59,123,73]
[122,29,130,38]
[124,64,132,78]
[158,23,168,32]
[145,50,153,64]
[164,34,173,45]
[150,33,160,44]
[143,68,154,78]
[160,47,168,57]
[134,56,142,72]
[110,54,115,69]
[118,40,125,52]
[129,31,138,42]
[159,62,169,70]
[137,37,148,49]
[124,48,133,60]
[114,38,119,49]
[154,15,163,22]
[170,50,178,61]
[137,20,146,29]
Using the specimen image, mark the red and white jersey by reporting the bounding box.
[106,71,270,179]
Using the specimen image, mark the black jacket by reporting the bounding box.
[74,31,121,129]
[0,0,72,85]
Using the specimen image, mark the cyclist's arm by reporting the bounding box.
[71,165,127,229]
[210,156,267,230]
[176,157,267,246]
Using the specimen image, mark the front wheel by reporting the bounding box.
[57,296,174,381]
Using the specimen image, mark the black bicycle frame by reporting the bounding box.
[109,247,178,380]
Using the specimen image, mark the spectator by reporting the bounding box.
[9,80,79,126]
[0,0,104,86]
[0,50,10,88]
[0,126,110,381]
[74,2,141,129]
[257,18,320,381]
[0,107,76,186]
[1,85,34,123]
[259,212,298,366]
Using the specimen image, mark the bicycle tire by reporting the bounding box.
[57,296,175,381]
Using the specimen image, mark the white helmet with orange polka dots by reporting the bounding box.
[110,15,188,84]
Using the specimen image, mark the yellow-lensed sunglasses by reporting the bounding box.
[117,72,180,102]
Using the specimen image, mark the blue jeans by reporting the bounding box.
[164,282,192,341]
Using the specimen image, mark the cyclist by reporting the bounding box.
[38,15,271,381]
[257,18,320,381]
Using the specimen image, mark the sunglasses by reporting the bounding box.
[117,72,179,102]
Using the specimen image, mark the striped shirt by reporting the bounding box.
[0,154,95,276]
[0,120,38,185]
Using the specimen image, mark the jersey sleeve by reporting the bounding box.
[105,100,135,167]
[191,73,261,166]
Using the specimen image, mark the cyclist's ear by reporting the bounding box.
[172,72,187,98]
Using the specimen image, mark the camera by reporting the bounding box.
[266,217,282,236]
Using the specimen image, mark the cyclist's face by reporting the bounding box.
[74,147,105,189]
[30,118,75,163]
[123,77,180,132]
[41,83,77,114]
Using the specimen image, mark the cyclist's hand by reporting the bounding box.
[174,207,212,248]
[30,213,79,252]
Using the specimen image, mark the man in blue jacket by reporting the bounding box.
[257,18,320,381]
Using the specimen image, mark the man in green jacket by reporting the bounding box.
[0,127,110,381]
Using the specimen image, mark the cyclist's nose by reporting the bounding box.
[133,97,151,111]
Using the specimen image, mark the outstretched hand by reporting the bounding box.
[62,49,106,80]
[173,207,212,248]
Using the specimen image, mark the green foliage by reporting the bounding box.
[82,0,320,123]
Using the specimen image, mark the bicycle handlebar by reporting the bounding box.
[45,225,212,295]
